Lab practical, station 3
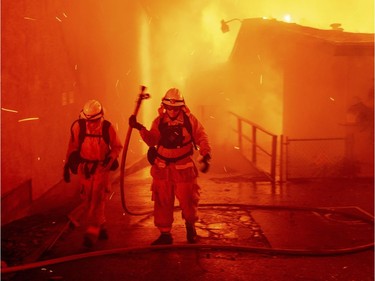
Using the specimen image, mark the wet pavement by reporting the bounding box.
[1,150,374,281]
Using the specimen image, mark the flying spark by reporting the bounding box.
[1,108,18,113]
[18,117,40,123]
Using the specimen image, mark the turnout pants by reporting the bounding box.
[150,160,200,233]
[68,164,110,237]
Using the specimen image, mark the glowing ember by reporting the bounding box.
[1,108,18,113]
[18,117,40,123]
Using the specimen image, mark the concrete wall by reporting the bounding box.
[281,35,374,177]
[1,1,77,199]
[1,0,145,224]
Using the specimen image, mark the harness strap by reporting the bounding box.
[81,158,100,179]
[156,149,193,164]
[158,112,197,150]
[85,133,102,138]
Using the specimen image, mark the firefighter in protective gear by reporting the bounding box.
[64,100,123,248]
[129,88,211,245]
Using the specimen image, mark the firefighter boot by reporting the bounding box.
[83,226,99,248]
[83,234,96,248]
[99,227,109,240]
[186,223,198,244]
[151,232,173,245]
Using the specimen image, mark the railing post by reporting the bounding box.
[285,136,289,181]
[270,135,277,182]
[237,118,242,152]
[252,126,257,164]
[279,135,284,183]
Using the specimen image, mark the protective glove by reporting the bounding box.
[103,156,119,171]
[199,153,211,173]
[103,156,112,168]
[63,163,71,183]
[129,115,145,131]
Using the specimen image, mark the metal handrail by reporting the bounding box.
[229,111,278,182]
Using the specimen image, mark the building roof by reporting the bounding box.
[240,18,374,44]
[230,18,374,60]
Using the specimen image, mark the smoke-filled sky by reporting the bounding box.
[138,0,374,91]
[141,0,374,67]
[135,0,374,127]
[142,0,375,34]
[58,0,374,101]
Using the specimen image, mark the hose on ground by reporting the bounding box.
[2,203,373,275]
[2,241,374,275]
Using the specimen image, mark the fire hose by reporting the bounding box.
[119,85,152,216]
[2,204,374,275]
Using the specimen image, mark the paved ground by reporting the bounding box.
[1,151,374,281]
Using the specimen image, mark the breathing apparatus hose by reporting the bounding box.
[119,86,152,216]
